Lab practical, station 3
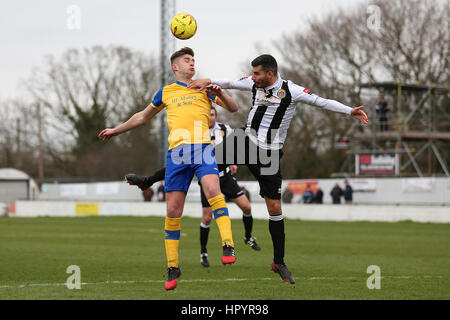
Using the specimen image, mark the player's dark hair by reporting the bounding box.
[251,54,278,74]
[170,47,194,64]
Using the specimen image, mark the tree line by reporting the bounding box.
[0,0,448,182]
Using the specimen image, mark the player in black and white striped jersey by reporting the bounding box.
[188,54,369,284]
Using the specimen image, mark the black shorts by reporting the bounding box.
[214,129,284,200]
[247,161,283,200]
[200,172,244,208]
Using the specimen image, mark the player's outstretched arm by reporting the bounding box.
[98,105,161,141]
[206,84,238,113]
[290,83,369,125]
[188,78,211,91]
[188,77,253,91]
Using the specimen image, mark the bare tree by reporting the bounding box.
[270,0,449,178]
[23,45,161,179]
[371,0,449,84]
[0,99,44,177]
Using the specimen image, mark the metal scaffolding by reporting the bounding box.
[344,81,449,177]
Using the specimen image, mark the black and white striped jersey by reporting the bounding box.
[210,121,233,148]
[210,121,233,176]
[211,74,353,150]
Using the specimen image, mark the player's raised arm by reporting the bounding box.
[188,76,254,91]
[98,105,161,141]
[206,84,238,113]
[211,76,254,91]
[290,82,368,125]
[188,78,211,91]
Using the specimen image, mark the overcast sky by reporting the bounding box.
[0,0,366,101]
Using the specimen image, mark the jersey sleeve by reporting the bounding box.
[150,87,165,111]
[289,81,352,115]
[211,76,254,91]
[224,124,233,136]
[207,94,217,103]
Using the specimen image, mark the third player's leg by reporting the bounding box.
[200,206,213,267]
[202,207,213,225]
[232,194,251,215]
[233,194,261,251]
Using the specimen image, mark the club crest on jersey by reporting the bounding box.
[303,88,312,95]
[277,89,286,99]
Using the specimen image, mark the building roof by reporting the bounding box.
[0,168,33,180]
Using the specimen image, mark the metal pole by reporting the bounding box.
[37,103,44,180]
[355,154,360,176]
[394,152,399,176]
[430,143,449,177]
[402,142,423,177]
[16,118,22,168]
[158,0,175,168]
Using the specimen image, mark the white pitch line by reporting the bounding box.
[0,278,275,289]
[0,275,443,290]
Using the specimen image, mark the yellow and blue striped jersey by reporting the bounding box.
[151,81,217,150]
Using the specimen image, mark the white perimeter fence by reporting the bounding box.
[12,201,450,223]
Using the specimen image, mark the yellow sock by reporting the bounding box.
[208,194,234,247]
[164,217,181,268]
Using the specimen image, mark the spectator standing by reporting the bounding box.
[281,188,293,204]
[375,96,390,131]
[314,187,323,204]
[157,181,166,202]
[330,183,343,204]
[302,185,314,204]
[343,180,353,204]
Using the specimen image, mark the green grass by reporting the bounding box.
[0,216,449,300]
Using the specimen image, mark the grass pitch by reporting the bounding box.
[0,215,449,300]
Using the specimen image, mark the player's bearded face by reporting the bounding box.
[251,65,273,88]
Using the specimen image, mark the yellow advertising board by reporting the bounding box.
[75,203,99,216]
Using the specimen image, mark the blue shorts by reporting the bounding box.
[165,143,219,193]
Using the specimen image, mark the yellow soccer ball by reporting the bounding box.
[170,13,197,40]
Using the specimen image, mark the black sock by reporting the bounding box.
[200,224,210,254]
[242,214,253,239]
[147,167,166,186]
[269,215,285,265]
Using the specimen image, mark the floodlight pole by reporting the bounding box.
[37,103,44,180]
[158,0,176,168]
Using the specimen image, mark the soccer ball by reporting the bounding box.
[170,13,197,40]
